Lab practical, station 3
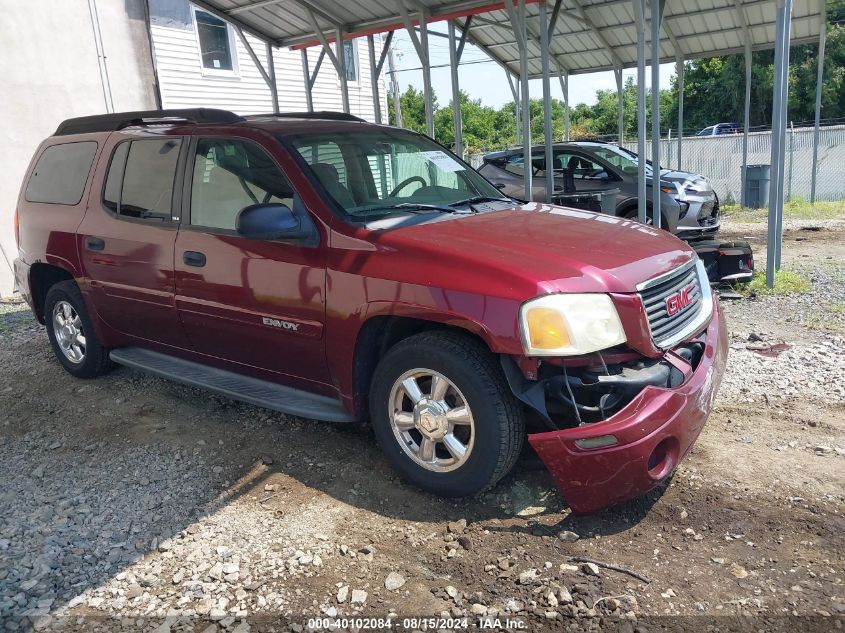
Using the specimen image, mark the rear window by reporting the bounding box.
[25,141,98,205]
[103,138,181,221]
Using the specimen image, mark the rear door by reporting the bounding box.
[77,133,190,348]
[173,132,330,389]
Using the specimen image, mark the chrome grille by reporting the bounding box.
[638,260,705,347]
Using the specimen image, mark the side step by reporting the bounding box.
[109,347,359,423]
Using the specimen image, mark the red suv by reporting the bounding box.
[13,109,727,514]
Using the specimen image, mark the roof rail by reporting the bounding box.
[54,108,244,136]
[244,111,366,123]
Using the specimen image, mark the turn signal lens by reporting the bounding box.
[525,307,571,350]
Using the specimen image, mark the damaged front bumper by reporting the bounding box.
[519,300,728,514]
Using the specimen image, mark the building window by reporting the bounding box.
[343,40,358,82]
[194,9,237,74]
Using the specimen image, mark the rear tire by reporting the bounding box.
[44,281,114,379]
[369,330,525,497]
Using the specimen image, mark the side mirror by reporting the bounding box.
[236,203,312,241]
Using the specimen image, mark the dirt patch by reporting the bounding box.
[0,221,843,631]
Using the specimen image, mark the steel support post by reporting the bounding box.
[676,55,684,170]
[633,0,647,224]
[615,66,624,144]
[336,27,350,114]
[506,72,521,144]
[448,21,464,156]
[741,41,752,205]
[767,0,793,287]
[651,0,664,229]
[774,0,792,270]
[368,35,382,123]
[300,50,313,112]
[420,16,435,138]
[505,0,533,201]
[540,2,555,200]
[810,0,827,204]
[558,70,570,142]
[266,44,279,114]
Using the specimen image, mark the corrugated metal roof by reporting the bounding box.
[191,0,824,78]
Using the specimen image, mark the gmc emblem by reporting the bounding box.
[665,285,695,316]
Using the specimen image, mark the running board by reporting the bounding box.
[109,347,359,423]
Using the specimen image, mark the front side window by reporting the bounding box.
[288,129,503,220]
[343,40,359,82]
[190,138,294,231]
[103,138,181,220]
[25,141,98,205]
[195,9,236,72]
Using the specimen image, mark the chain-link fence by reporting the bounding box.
[465,124,845,204]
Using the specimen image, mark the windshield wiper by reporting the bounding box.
[354,202,470,216]
[448,195,512,208]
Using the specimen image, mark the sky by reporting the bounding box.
[386,27,676,109]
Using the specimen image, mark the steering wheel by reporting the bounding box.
[389,176,427,198]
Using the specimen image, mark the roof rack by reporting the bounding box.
[244,111,366,123]
[54,108,244,136]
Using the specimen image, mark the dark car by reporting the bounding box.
[478,142,720,239]
[13,109,726,514]
[696,123,741,136]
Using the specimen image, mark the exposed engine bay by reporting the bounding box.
[502,339,706,431]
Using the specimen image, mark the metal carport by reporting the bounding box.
[188,0,827,287]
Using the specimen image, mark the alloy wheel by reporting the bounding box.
[388,368,475,472]
[52,301,86,364]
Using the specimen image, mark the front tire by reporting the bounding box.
[44,281,114,379]
[369,331,525,497]
[623,207,669,230]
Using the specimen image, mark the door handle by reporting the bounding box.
[85,236,105,251]
[183,251,206,267]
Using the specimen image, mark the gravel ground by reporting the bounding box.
[0,221,843,633]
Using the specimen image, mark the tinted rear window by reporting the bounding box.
[25,141,98,205]
[102,139,181,220]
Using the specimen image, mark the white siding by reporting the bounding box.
[150,20,389,122]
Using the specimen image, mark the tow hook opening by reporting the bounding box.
[647,437,679,480]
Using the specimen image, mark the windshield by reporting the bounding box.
[591,145,653,176]
[286,129,505,218]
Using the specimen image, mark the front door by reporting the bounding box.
[174,134,330,389]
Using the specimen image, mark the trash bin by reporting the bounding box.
[744,165,770,208]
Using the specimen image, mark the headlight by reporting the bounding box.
[519,294,627,356]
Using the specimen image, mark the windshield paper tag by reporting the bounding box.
[421,150,464,172]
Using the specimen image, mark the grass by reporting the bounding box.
[720,198,845,223]
[739,269,813,296]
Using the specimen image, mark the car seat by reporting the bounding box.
[311,162,356,209]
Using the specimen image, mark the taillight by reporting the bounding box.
[14,207,20,248]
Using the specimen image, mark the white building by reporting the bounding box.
[0,0,158,297]
[148,0,388,119]
[0,0,388,296]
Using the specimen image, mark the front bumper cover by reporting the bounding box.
[526,300,728,514]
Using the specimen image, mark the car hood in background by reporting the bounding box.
[659,169,713,194]
[371,203,695,297]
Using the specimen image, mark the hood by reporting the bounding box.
[659,169,713,193]
[372,203,696,297]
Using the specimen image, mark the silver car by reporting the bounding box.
[478,142,720,239]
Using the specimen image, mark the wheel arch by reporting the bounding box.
[29,263,76,324]
[350,311,497,419]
